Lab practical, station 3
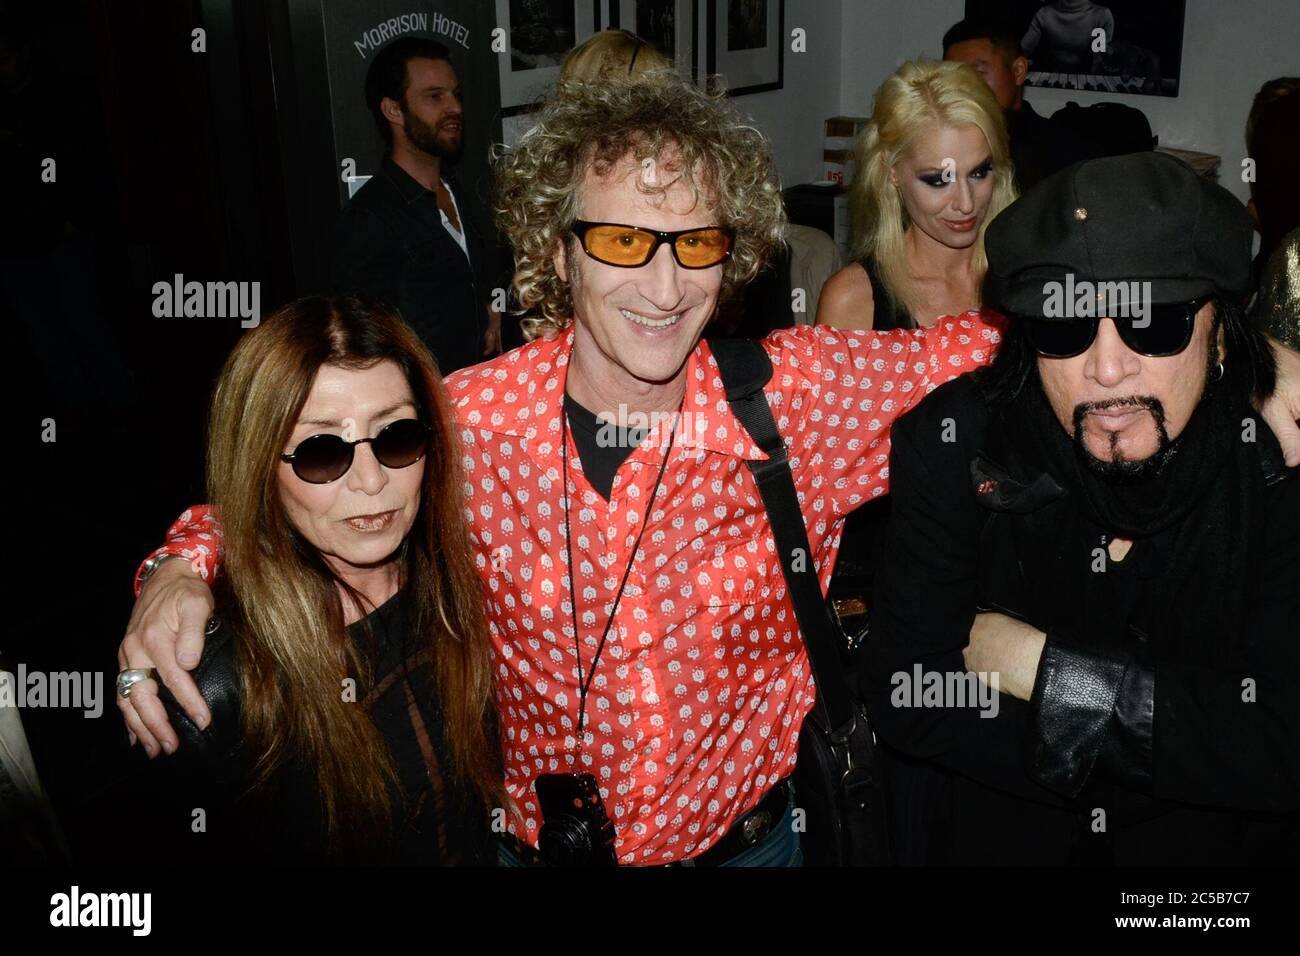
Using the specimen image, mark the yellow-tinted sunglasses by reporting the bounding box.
[571,220,735,269]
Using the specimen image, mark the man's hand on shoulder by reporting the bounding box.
[484,303,503,356]
[1263,339,1300,467]
[117,558,215,757]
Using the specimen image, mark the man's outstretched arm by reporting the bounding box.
[1264,339,1300,467]
[119,506,223,757]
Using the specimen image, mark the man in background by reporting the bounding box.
[944,17,1095,191]
[332,37,502,374]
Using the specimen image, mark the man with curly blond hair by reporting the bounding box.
[118,73,1009,866]
[452,75,1005,866]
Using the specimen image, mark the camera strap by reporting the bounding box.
[560,393,682,751]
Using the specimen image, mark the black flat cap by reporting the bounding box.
[985,151,1254,318]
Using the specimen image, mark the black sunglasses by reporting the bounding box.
[280,418,430,484]
[1020,297,1213,359]
[571,220,735,269]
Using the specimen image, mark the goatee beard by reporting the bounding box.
[1071,395,1176,483]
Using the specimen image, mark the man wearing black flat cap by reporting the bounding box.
[857,151,1300,864]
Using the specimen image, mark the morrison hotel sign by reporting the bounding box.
[352,9,471,56]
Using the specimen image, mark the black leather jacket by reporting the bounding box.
[158,594,497,865]
[160,613,243,789]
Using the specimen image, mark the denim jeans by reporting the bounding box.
[497,786,803,868]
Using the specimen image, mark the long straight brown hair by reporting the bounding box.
[206,295,502,849]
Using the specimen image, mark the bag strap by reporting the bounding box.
[709,338,857,733]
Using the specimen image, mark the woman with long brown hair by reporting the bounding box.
[155,294,502,864]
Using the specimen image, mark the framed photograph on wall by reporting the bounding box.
[496,0,602,115]
[500,110,541,148]
[965,0,1186,97]
[604,0,698,81]
[705,0,783,96]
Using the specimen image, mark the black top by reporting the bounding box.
[856,374,1300,864]
[854,255,913,332]
[330,157,495,374]
[831,257,912,610]
[1006,100,1096,192]
[158,590,496,865]
[563,394,647,501]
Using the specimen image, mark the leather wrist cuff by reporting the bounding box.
[1096,664,1155,786]
[1027,630,1130,797]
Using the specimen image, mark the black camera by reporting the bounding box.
[535,772,618,866]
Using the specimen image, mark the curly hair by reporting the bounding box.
[491,73,787,338]
[849,59,1017,324]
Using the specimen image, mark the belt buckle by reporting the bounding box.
[739,810,772,847]
[831,597,870,651]
[831,597,867,619]
[738,779,791,847]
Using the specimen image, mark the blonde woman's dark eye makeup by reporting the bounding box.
[918,158,993,188]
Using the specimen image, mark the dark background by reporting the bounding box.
[4,0,511,864]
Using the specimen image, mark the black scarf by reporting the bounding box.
[1002,373,1262,663]
[1019,371,1235,539]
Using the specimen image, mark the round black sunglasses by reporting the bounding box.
[280,418,430,484]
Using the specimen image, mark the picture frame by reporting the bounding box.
[500,110,541,148]
[965,0,1187,97]
[604,0,699,82]
[496,0,602,116]
[705,0,783,97]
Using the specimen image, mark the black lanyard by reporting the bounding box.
[560,396,682,751]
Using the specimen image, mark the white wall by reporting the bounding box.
[715,0,843,188]
[836,0,1300,203]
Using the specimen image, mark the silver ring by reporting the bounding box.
[117,668,158,699]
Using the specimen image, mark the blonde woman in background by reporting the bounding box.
[814,62,1016,795]
[816,59,1016,332]
[559,28,672,82]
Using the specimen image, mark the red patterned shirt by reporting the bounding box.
[138,311,1003,864]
